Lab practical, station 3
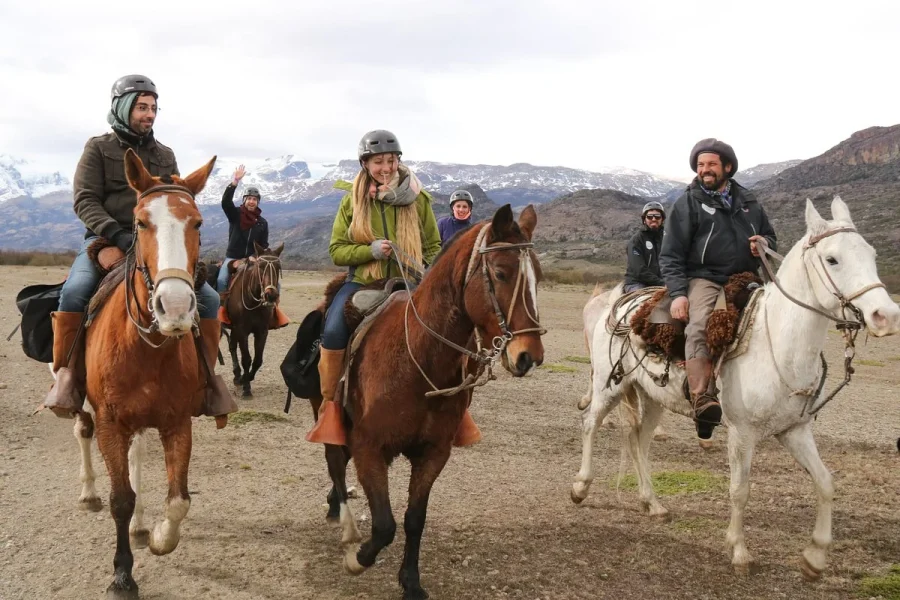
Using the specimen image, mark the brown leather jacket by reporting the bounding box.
[72,131,179,239]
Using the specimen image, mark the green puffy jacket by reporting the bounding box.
[328,180,442,285]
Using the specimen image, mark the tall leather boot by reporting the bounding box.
[453,394,482,447]
[197,318,239,427]
[685,356,722,440]
[305,348,347,445]
[41,311,86,418]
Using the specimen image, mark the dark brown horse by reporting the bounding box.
[76,149,228,599]
[315,204,544,599]
[221,241,285,397]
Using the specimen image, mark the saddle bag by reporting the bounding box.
[280,308,325,411]
[12,281,65,363]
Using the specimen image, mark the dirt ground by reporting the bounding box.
[1,266,899,600]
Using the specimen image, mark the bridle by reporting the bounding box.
[386,223,546,397]
[125,184,201,348]
[757,226,886,415]
[239,255,282,311]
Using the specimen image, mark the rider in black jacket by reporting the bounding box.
[659,138,777,439]
[216,164,269,293]
[624,201,665,292]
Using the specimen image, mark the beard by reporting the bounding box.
[700,171,726,191]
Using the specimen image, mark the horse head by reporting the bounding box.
[802,196,900,337]
[124,148,216,336]
[252,241,284,305]
[463,204,545,376]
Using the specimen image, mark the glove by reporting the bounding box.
[370,239,388,260]
[112,230,134,253]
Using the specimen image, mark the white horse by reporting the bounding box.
[571,197,900,578]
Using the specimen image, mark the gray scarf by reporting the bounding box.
[375,165,424,207]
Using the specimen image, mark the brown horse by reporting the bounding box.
[222,241,285,397]
[73,149,227,599]
[316,204,545,600]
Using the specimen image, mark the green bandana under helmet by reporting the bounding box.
[106,92,139,136]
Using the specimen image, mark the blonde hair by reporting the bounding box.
[348,167,423,280]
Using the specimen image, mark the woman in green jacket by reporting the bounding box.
[307,129,479,446]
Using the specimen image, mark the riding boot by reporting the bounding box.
[452,406,482,447]
[41,311,86,418]
[197,318,239,427]
[686,356,722,440]
[306,348,347,445]
[269,303,291,330]
[217,293,231,325]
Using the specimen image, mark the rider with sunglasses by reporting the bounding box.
[623,201,666,293]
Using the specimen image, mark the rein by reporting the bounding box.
[756,227,884,416]
[385,223,546,398]
[238,256,282,311]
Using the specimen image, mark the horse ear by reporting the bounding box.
[830,195,855,227]
[489,204,514,241]
[518,205,537,241]
[181,155,217,197]
[253,240,264,256]
[124,148,155,194]
[805,199,828,236]
[271,241,284,257]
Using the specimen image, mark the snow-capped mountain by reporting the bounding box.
[196,157,684,206]
[0,155,70,202]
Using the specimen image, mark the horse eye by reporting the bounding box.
[194,221,203,230]
[494,270,508,282]
[826,257,838,266]
[136,220,147,230]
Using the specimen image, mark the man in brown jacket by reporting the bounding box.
[43,74,233,420]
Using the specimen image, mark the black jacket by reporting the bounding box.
[624,225,664,287]
[222,184,269,259]
[659,179,777,298]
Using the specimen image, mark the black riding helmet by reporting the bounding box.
[110,74,158,102]
[358,130,402,165]
[243,186,261,202]
[641,201,665,220]
[449,189,474,208]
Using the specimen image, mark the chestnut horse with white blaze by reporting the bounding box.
[72,149,235,599]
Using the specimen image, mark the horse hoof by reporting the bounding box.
[131,529,150,549]
[233,377,241,386]
[242,390,253,398]
[343,544,366,576]
[698,439,716,451]
[403,587,430,600]
[106,576,139,600]
[326,514,341,528]
[733,561,752,577]
[79,497,103,512]
[571,483,589,504]
[800,555,823,581]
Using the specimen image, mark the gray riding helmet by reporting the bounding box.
[110,74,158,101]
[689,138,739,177]
[641,201,665,219]
[358,130,402,164]
[449,189,474,207]
[243,186,261,201]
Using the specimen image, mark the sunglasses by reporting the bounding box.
[645,214,663,221]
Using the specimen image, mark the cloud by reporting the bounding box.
[1,0,898,180]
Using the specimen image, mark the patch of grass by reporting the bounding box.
[227,410,288,427]
[888,356,900,362]
[672,517,720,533]
[539,363,578,374]
[857,359,886,367]
[563,355,591,364]
[239,464,252,470]
[612,470,728,496]
[858,566,900,599]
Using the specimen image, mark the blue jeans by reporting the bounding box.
[59,236,219,319]
[623,282,648,294]
[321,280,363,350]
[217,258,235,293]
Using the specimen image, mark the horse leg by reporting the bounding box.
[95,425,139,599]
[344,449,394,575]
[398,444,452,600]
[128,433,149,549]
[74,412,102,512]
[238,334,253,397]
[243,327,268,397]
[571,382,620,503]
[149,422,192,556]
[622,389,668,519]
[776,423,833,581]
[228,328,241,386]
[725,428,756,575]
[325,444,353,528]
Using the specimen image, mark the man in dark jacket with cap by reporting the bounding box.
[43,74,230,420]
[659,138,777,439]
[624,201,666,293]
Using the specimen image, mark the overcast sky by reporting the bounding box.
[1,0,897,181]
